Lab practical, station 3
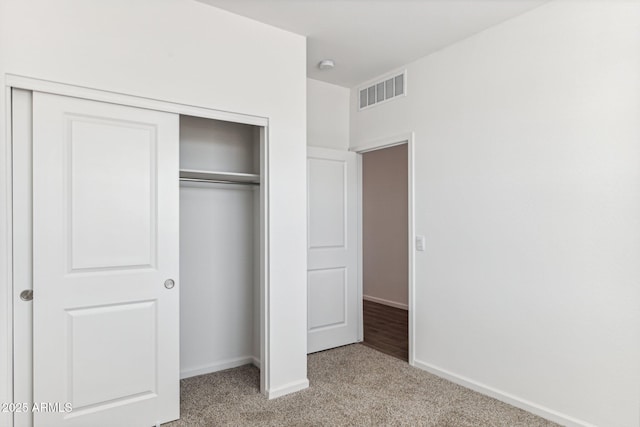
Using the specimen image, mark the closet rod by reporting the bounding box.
[180,177,259,186]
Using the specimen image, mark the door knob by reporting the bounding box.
[20,290,33,301]
[164,279,175,289]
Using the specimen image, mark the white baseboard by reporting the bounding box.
[412,359,596,427]
[266,378,309,399]
[251,356,261,369]
[363,294,408,310]
[180,355,256,379]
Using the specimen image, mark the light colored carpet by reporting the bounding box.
[165,344,559,426]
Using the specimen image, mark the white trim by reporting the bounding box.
[353,131,415,366]
[363,295,408,311]
[5,74,268,127]
[180,356,256,380]
[356,154,364,342]
[259,124,270,396]
[2,82,14,427]
[266,379,309,400]
[407,137,416,366]
[251,356,261,370]
[412,358,596,427]
[350,132,413,154]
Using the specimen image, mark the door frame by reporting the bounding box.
[3,74,272,426]
[351,132,415,365]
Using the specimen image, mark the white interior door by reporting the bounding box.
[307,147,359,353]
[32,92,179,426]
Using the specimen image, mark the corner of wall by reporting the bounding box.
[307,78,350,150]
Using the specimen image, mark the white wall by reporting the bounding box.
[362,144,408,309]
[307,78,350,149]
[179,116,259,379]
[351,1,640,426]
[0,0,308,416]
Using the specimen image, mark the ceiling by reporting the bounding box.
[197,0,548,88]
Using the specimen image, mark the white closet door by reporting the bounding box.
[32,92,179,427]
[307,147,359,353]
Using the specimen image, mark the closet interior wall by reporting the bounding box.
[179,115,261,379]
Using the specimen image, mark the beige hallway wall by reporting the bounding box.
[362,143,408,308]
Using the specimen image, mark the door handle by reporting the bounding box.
[164,279,175,289]
[20,290,33,301]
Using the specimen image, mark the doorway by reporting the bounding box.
[356,138,413,363]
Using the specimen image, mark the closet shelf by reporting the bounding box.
[180,169,260,184]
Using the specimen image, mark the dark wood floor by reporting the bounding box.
[362,299,408,361]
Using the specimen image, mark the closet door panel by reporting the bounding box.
[69,119,155,269]
[32,92,179,427]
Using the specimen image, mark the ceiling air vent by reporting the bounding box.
[358,70,406,110]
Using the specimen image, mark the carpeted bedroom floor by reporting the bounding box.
[165,344,559,426]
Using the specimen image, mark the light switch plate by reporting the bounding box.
[416,235,426,251]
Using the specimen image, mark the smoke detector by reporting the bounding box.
[318,59,335,70]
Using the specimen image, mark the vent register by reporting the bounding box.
[359,72,405,110]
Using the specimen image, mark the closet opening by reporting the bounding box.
[178,115,264,386]
[360,143,409,362]
[9,81,271,426]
